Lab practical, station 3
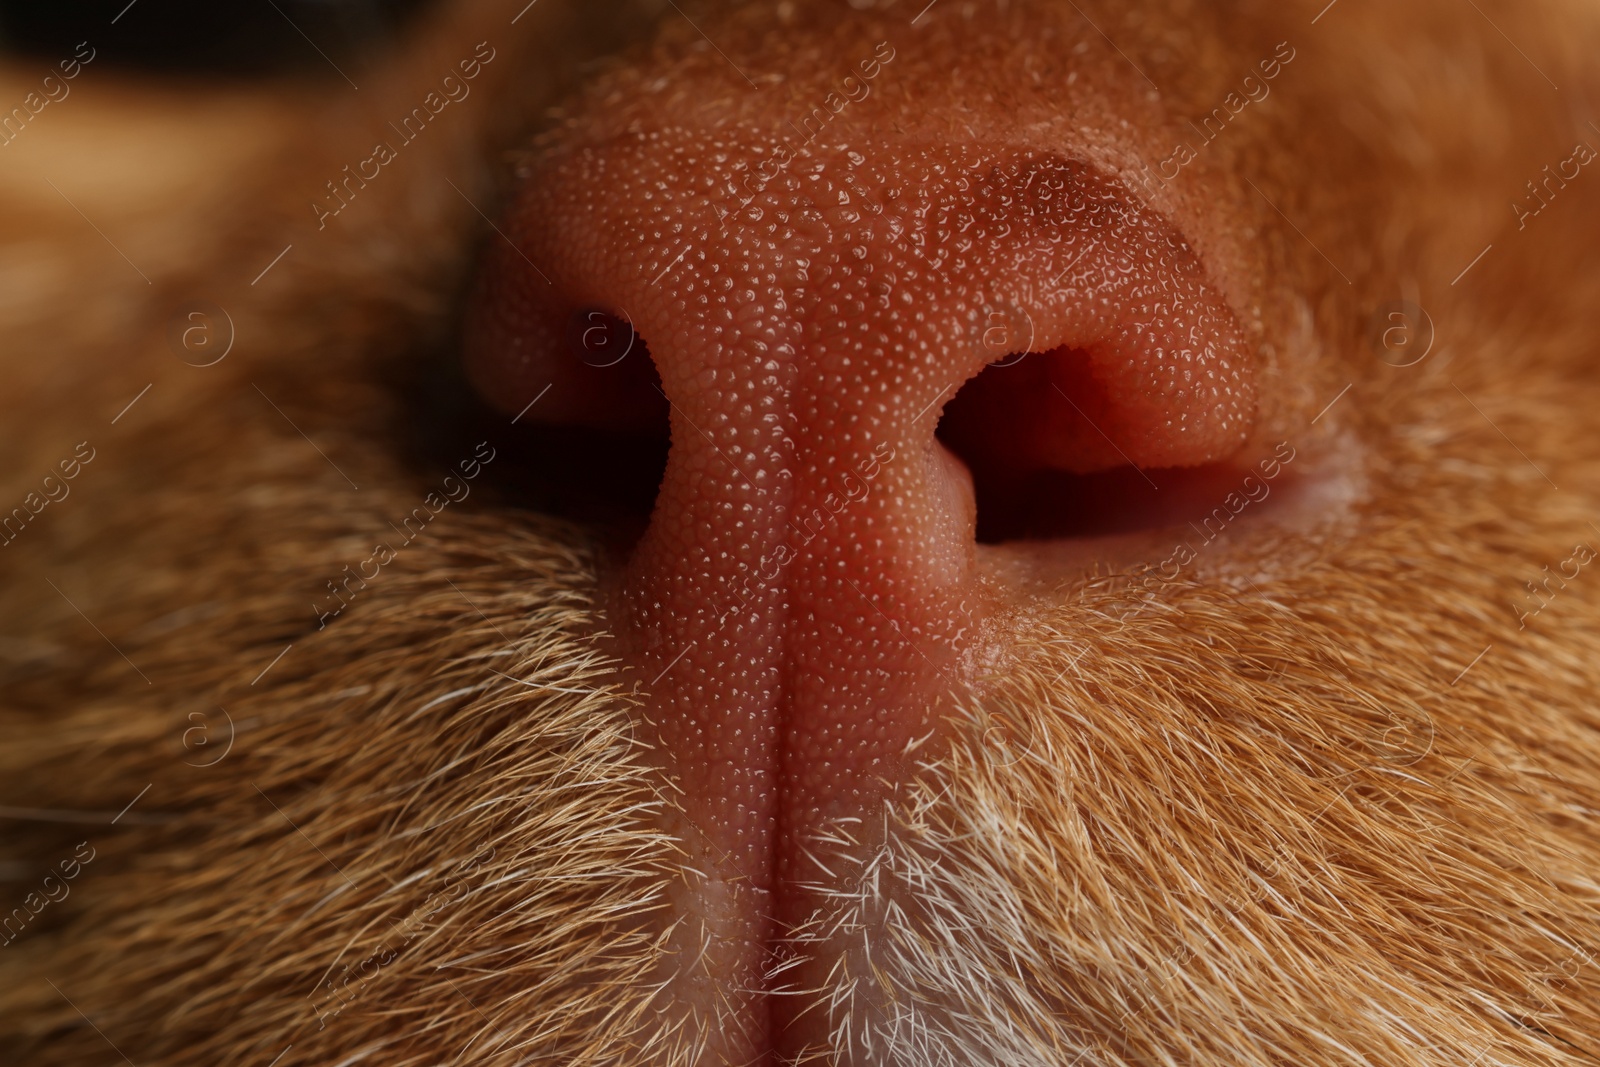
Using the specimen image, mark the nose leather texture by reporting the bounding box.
[465,8,1261,1059]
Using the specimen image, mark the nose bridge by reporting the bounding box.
[607,128,999,820]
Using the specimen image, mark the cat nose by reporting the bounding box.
[463,33,1256,1061]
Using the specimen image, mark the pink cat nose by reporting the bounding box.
[463,20,1257,1061]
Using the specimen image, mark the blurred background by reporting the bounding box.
[0,1,431,76]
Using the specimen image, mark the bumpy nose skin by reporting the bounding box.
[465,12,1258,1059]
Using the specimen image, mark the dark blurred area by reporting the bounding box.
[0,0,433,77]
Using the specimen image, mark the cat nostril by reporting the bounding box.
[938,343,1110,476]
[464,299,669,529]
[939,344,1263,543]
